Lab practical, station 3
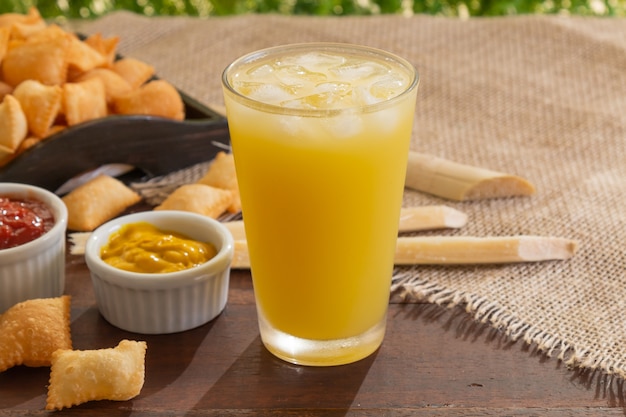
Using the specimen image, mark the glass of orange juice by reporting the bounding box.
[222,43,419,366]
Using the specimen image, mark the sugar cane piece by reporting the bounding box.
[399,206,467,232]
[405,151,536,201]
[394,235,578,265]
[223,220,246,240]
[232,240,252,269]
[68,232,91,255]
[230,235,578,269]
[224,205,467,242]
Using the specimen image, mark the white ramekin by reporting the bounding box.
[84,210,234,334]
[0,183,68,313]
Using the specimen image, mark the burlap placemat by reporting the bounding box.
[69,14,626,379]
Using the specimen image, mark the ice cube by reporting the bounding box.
[281,52,346,70]
[329,60,391,81]
[368,106,400,135]
[245,63,275,79]
[351,85,381,106]
[235,82,295,104]
[279,81,353,109]
[274,65,328,87]
[314,82,352,95]
[321,113,362,139]
[370,73,408,100]
[281,91,350,110]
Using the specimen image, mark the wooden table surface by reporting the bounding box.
[1,232,624,416]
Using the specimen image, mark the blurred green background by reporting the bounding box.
[0,0,623,18]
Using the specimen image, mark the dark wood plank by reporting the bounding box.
[1,245,625,416]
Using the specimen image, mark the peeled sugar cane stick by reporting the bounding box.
[230,235,578,269]
[405,151,536,201]
[223,205,468,241]
[68,232,91,255]
[223,220,246,240]
[394,235,578,265]
[398,206,467,232]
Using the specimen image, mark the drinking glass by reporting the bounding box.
[222,43,419,366]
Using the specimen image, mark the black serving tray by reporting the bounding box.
[0,90,230,193]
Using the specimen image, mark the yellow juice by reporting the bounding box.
[223,43,418,365]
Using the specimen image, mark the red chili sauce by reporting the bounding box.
[0,197,55,249]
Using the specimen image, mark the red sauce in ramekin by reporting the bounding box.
[0,197,55,249]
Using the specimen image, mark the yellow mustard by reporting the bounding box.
[100,221,217,273]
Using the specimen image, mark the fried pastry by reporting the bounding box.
[2,34,70,87]
[112,79,185,120]
[0,81,13,101]
[9,19,47,40]
[83,33,120,67]
[0,7,43,29]
[23,22,67,43]
[62,175,142,232]
[67,33,107,75]
[62,77,108,126]
[46,340,147,411]
[0,295,72,372]
[73,68,133,104]
[13,79,62,138]
[112,57,155,89]
[0,8,45,40]
[197,151,241,213]
[155,183,233,219]
[0,94,27,153]
[0,26,10,64]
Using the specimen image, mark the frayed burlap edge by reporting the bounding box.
[391,268,626,381]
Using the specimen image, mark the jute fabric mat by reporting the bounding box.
[70,13,626,378]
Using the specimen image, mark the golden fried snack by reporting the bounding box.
[74,68,133,104]
[0,8,45,39]
[0,26,10,64]
[9,19,46,40]
[112,79,185,121]
[0,81,13,101]
[0,94,27,153]
[23,22,67,42]
[21,25,105,78]
[62,77,108,126]
[13,79,62,138]
[112,57,155,89]
[0,295,72,372]
[197,151,241,213]
[67,34,107,75]
[62,175,142,232]
[2,34,70,87]
[83,33,119,67]
[46,340,147,411]
[155,183,233,219]
[0,7,42,28]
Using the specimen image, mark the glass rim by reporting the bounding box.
[221,42,419,117]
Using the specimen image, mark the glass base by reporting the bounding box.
[257,311,386,366]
